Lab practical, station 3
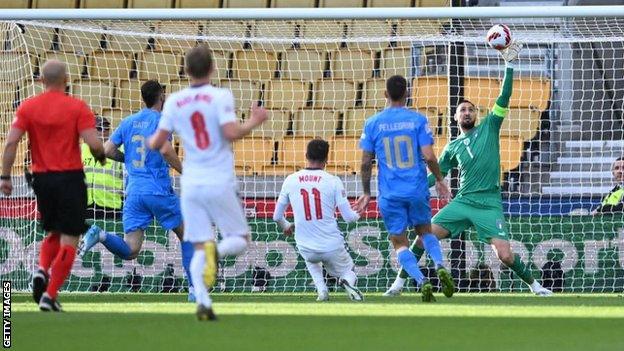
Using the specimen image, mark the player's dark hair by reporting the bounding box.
[141,80,164,108]
[185,44,214,79]
[616,156,624,163]
[458,99,476,108]
[306,138,330,163]
[386,75,408,101]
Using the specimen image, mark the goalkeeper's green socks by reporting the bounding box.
[507,254,535,284]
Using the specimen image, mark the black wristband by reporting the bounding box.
[0,175,10,181]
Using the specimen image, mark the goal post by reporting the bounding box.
[1,6,624,293]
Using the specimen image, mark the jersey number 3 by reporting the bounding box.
[191,111,210,149]
[300,188,322,221]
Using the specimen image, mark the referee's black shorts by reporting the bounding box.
[32,170,88,236]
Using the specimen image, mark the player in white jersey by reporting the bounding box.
[273,139,363,302]
[148,45,268,321]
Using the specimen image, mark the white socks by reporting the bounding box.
[530,280,542,291]
[218,236,248,258]
[190,250,212,307]
[390,277,407,291]
[305,261,328,294]
[340,270,357,287]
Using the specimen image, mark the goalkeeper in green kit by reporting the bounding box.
[384,42,553,297]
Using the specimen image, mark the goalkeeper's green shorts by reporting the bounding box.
[432,191,509,243]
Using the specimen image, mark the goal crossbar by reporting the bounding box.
[1,6,624,21]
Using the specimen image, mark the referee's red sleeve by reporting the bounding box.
[11,105,28,131]
[77,101,95,132]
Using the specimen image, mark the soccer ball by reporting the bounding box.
[486,24,512,50]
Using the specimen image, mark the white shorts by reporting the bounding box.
[298,246,355,279]
[180,183,250,243]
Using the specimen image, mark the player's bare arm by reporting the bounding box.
[1,127,25,196]
[160,141,183,174]
[221,102,268,141]
[103,140,125,162]
[81,128,106,166]
[355,151,374,214]
[147,128,170,151]
[421,144,451,201]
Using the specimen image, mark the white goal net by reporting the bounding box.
[1,14,623,293]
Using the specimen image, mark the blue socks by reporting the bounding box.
[421,233,444,268]
[101,232,132,260]
[397,249,425,285]
[180,241,194,287]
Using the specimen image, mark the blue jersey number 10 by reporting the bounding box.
[383,135,415,169]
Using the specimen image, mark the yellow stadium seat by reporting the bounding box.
[155,21,199,53]
[266,80,310,110]
[328,135,361,173]
[106,23,153,52]
[332,50,375,80]
[167,79,190,95]
[282,50,326,80]
[254,21,297,51]
[224,0,268,7]
[416,0,447,5]
[10,141,29,176]
[80,0,124,7]
[138,51,182,83]
[117,80,143,111]
[233,137,274,175]
[233,50,278,80]
[247,110,288,139]
[58,28,102,54]
[129,0,174,7]
[44,51,86,81]
[72,80,114,113]
[219,80,261,113]
[271,0,315,7]
[25,80,45,100]
[89,51,133,81]
[0,0,29,9]
[315,80,358,109]
[22,27,55,55]
[510,79,550,110]
[0,0,29,8]
[501,107,541,140]
[348,20,390,50]
[412,76,447,109]
[0,82,17,113]
[432,135,448,158]
[397,19,446,47]
[279,137,309,169]
[343,109,378,135]
[320,0,364,6]
[500,136,523,172]
[101,108,132,129]
[364,79,387,109]
[292,110,338,138]
[0,52,31,82]
[383,48,411,78]
[417,107,446,137]
[464,77,499,108]
[300,21,346,50]
[367,0,412,6]
[175,0,219,7]
[202,21,250,51]
[32,0,78,8]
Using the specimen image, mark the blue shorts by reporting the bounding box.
[378,195,431,235]
[123,194,182,233]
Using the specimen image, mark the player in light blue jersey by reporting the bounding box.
[79,80,195,300]
[355,75,454,302]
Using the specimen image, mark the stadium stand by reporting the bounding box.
[32,0,78,8]
[89,51,133,81]
[80,0,125,8]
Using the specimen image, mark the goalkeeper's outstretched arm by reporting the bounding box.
[493,41,522,118]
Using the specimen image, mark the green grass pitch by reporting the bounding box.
[10,293,624,351]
